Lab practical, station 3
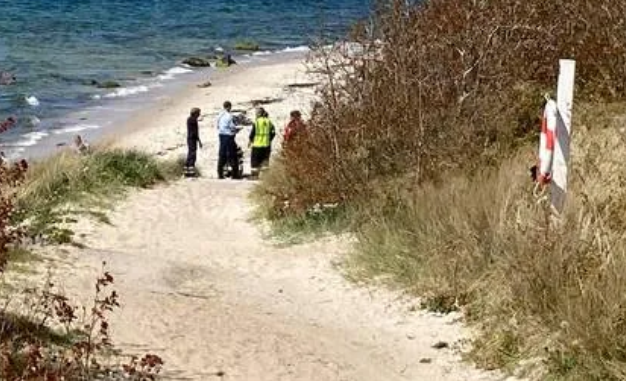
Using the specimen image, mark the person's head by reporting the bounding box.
[74,135,83,145]
[190,107,201,118]
[290,110,302,120]
[223,101,232,111]
[256,107,266,118]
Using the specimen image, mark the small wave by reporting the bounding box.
[25,95,40,107]
[52,124,100,135]
[14,131,49,147]
[282,46,310,53]
[23,116,41,128]
[104,85,150,98]
[158,66,193,81]
[252,50,273,56]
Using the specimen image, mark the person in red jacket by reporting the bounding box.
[283,110,306,143]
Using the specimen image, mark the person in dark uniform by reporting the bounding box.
[185,107,203,177]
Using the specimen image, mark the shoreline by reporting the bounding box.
[13,49,314,163]
[103,50,317,178]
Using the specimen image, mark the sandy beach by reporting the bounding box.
[102,53,317,177]
[21,55,509,381]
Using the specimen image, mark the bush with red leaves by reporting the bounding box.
[0,263,164,380]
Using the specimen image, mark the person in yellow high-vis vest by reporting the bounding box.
[248,107,276,177]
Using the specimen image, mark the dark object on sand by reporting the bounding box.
[529,165,538,182]
[250,97,283,107]
[215,54,237,68]
[222,144,244,179]
[197,81,212,88]
[183,57,212,67]
[184,166,199,178]
[286,82,319,89]
[233,113,252,126]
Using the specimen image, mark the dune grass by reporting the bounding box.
[13,148,183,244]
[255,102,626,380]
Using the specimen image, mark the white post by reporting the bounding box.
[551,59,576,214]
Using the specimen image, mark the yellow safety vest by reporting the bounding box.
[252,117,272,148]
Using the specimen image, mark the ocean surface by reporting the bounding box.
[0,0,370,159]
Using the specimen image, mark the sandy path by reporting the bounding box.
[24,57,508,380]
[58,178,504,381]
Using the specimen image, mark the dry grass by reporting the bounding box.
[345,104,626,380]
[14,147,183,244]
[260,0,626,218]
[254,0,626,378]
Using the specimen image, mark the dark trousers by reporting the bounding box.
[186,139,197,168]
[250,146,271,169]
[218,134,240,178]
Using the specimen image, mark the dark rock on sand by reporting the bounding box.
[286,82,320,89]
[182,57,212,67]
[197,81,212,88]
[249,97,283,106]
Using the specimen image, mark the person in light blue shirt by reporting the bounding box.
[217,102,238,136]
[216,101,241,179]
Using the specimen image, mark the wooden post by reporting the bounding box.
[551,59,576,214]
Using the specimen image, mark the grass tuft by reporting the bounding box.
[13,148,182,244]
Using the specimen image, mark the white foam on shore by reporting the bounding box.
[52,124,101,135]
[282,46,310,53]
[250,46,309,57]
[27,116,41,127]
[104,85,150,98]
[158,66,194,81]
[14,131,49,147]
[252,50,273,56]
[25,95,40,107]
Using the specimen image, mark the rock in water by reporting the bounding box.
[96,80,122,89]
[182,57,212,67]
[0,72,16,85]
[234,41,260,51]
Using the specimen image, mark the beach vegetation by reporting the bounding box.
[1,263,164,380]
[0,147,171,379]
[13,148,182,245]
[255,0,626,379]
